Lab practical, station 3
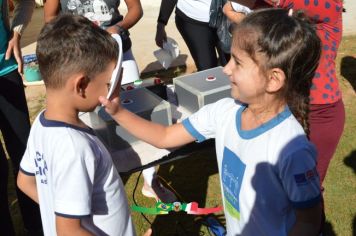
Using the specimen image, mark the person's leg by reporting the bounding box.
[309,99,345,187]
[0,143,16,236]
[175,12,219,71]
[141,166,177,203]
[0,70,43,235]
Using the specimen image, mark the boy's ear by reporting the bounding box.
[266,68,286,93]
[74,75,90,98]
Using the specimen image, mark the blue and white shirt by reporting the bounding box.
[20,111,136,236]
[182,98,321,235]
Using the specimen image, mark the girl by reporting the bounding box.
[100,8,322,235]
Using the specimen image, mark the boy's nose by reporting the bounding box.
[222,59,232,76]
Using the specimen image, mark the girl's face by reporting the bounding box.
[223,45,268,104]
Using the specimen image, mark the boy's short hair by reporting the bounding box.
[36,14,119,89]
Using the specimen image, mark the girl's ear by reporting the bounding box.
[266,68,286,93]
[74,75,90,98]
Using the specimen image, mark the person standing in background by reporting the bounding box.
[0,0,43,235]
[155,0,230,71]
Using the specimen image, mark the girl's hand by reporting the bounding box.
[6,32,23,74]
[99,96,122,116]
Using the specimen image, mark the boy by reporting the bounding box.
[17,15,137,236]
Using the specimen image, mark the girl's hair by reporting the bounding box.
[232,8,321,137]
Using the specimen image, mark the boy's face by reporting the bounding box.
[82,61,116,111]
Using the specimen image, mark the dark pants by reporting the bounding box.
[175,9,230,71]
[0,70,42,235]
[309,99,345,188]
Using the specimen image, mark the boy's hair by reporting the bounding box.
[36,14,119,89]
[232,8,321,137]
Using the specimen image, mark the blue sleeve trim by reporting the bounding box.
[291,194,322,209]
[55,212,90,219]
[20,167,35,176]
[182,118,206,143]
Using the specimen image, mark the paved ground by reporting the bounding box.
[20,4,197,76]
[21,0,356,76]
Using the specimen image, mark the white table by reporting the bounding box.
[79,91,215,174]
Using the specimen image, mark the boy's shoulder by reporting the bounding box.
[30,111,99,154]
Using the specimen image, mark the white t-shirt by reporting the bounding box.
[230,1,252,14]
[177,0,211,23]
[20,111,136,236]
[182,98,321,236]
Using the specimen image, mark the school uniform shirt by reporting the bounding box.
[263,0,343,104]
[230,1,252,15]
[177,0,211,23]
[20,111,136,236]
[59,0,123,27]
[182,98,321,235]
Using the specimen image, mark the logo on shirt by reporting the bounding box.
[221,147,246,220]
[294,167,318,186]
[34,152,48,185]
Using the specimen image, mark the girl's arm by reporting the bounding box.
[120,0,143,29]
[107,0,143,34]
[288,203,322,236]
[17,171,39,203]
[99,96,195,149]
[44,0,60,23]
[223,1,247,24]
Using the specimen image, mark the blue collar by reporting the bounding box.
[236,105,292,139]
[39,111,95,135]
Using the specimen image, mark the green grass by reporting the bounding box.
[322,35,356,236]
[4,35,356,235]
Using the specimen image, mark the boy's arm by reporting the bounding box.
[56,216,94,236]
[17,170,39,203]
[99,96,195,149]
[44,0,60,23]
[288,203,322,236]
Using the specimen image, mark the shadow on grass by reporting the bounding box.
[340,56,356,92]
[344,150,356,236]
[344,150,356,174]
[150,143,219,236]
[323,221,337,236]
[140,55,190,85]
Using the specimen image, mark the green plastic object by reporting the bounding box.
[24,67,42,82]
